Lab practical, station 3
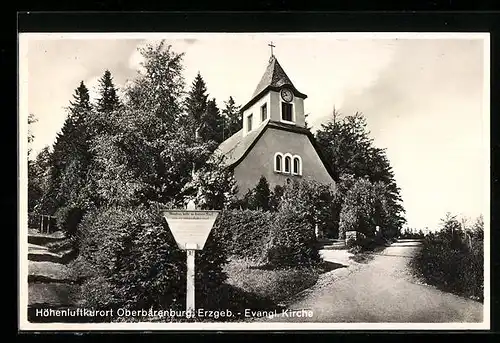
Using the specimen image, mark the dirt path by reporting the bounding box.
[266,239,483,323]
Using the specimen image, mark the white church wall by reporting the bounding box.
[233,127,336,195]
[242,92,271,135]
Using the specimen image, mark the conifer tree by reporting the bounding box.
[185,72,209,139]
[45,81,94,216]
[221,96,242,139]
[199,98,225,144]
[96,70,121,114]
[253,176,271,211]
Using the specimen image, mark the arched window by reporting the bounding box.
[284,155,291,173]
[274,153,283,172]
[292,155,302,175]
[293,157,300,175]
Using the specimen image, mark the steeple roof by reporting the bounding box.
[251,55,293,97]
[242,55,307,112]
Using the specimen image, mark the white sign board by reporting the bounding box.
[162,210,220,250]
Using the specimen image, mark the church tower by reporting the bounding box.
[241,54,308,136]
[216,46,336,196]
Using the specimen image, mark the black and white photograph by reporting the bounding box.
[18,32,490,330]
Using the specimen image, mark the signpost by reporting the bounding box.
[162,205,220,317]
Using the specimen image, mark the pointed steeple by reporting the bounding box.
[240,53,307,118]
[252,55,297,98]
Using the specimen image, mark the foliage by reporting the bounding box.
[213,203,321,268]
[75,205,228,310]
[338,176,396,239]
[55,205,84,238]
[269,185,284,212]
[240,176,272,211]
[181,154,238,210]
[213,209,274,261]
[346,235,388,254]
[70,42,236,311]
[90,44,215,208]
[126,41,185,125]
[96,70,122,114]
[184,72,225,145]
[399,227,425,239]
[200,98,225,144]
[264,205,321,268]
[221,96,242,140]
[38,81,95,230]
[279,178,339,237]
[315,110,406,238]
[184,72,208,135]
[410,213,484,301]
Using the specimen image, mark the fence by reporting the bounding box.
[28,212,57,234]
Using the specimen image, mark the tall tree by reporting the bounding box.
[185,72,209,139]
[316,110,406,237]
[45,81,94,215]
[126,41,185,129]
[199,98,225,144]
[92,41,216,207]
[96,70,121,114]
[221,96,242,140]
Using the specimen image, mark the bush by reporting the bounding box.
[55,205,84,237]
[264,207,321,268]
[346,235,388,254]
[411,232,483,301]
[212,209,274,262]
[74,204,228,310]
[213,207,321,269]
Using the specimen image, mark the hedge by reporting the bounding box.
[212,210,274,262]
[411,233,483,301]
[264,207,321,268]
[74,205,228,310]
[74,204,321,310]
[211,208,321,268]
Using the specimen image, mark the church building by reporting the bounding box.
[216,50,336,196]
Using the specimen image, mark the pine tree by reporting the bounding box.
[45,81,94,215]
[222,96,242,139]
[199,98,225,144]
[253,176,271,211]
[185,72,209,139]
[96,70,121,114]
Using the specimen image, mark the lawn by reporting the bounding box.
[223,259,321,305]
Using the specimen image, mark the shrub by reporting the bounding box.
[55,205,84,237]
[213,207,321,268]
[264,207,321,268]
[411,231,484,301]
[212,209,273,262]
[74,204,228,310]
[346,235,388,254]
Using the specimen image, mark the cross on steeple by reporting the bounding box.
[268,41,275,56]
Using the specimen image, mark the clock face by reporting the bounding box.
[281,89,293,102]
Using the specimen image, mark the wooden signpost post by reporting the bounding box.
[162,203,220,317]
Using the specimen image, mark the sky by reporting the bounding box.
[19,33,489,230]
